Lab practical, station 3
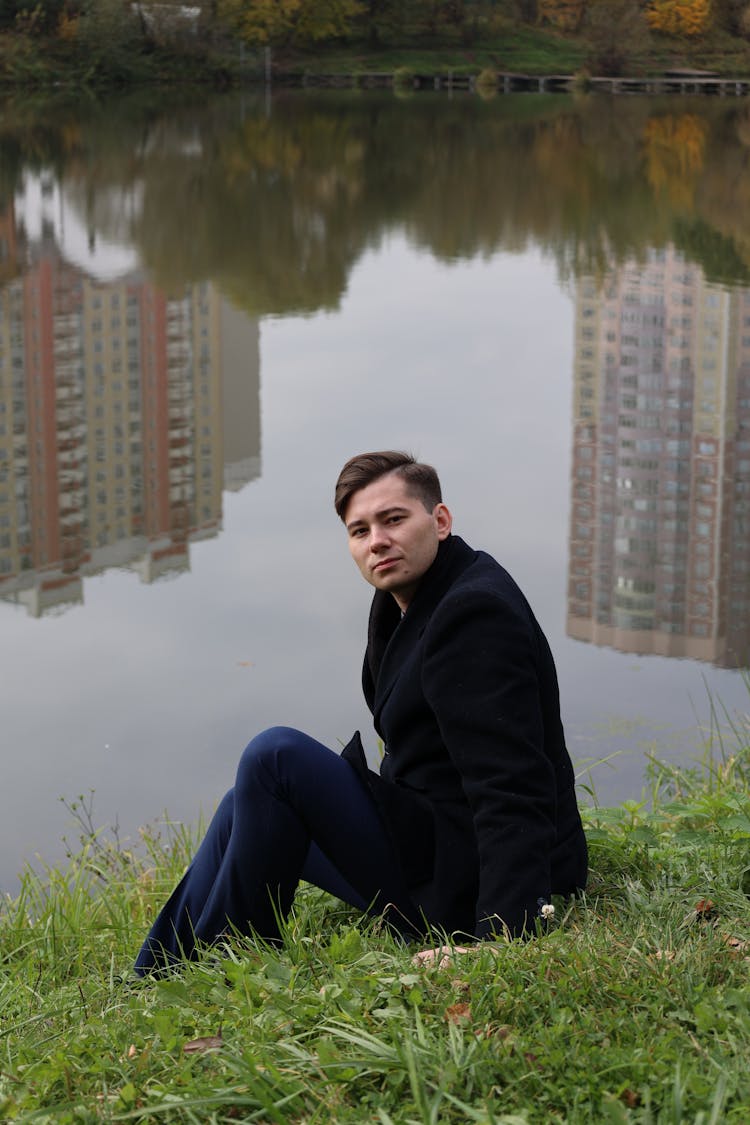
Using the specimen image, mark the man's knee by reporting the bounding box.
[235,726,307,793]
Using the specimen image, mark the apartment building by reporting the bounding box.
[568,246,750,669]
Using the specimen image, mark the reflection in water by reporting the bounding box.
[568,246,750,668]
[3,90,750,885]
[0,192,260,616]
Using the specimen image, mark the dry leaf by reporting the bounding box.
[620,1088,641,1108]
[126,1044,138,1059]
[723,935,748,955]
[653,949,676,962]
[183,1030,223,1054]
[444,1002,472,1024]
[694,898,717,919]
[450,978,470,994]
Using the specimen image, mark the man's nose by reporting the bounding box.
[369,524,391,550]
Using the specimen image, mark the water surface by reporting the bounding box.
[2,90,750,892]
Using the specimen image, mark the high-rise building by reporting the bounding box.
[0,200,228,614]
[0,170,263,617]
[568,246,750,669]
[221,298,261,493]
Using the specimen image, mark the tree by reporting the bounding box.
[295,0,364,40]
[644,113,707,208]
[538,0,586,31]
[586,0,650,74]
[1,0,65,32]
[646,0,712,36]
[360,0,404,43]
[219,0,362,45]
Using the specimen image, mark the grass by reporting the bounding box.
[2,738,750,1123]
[277,29,589,77]
[247,20,750,79]
[5,21,750,91]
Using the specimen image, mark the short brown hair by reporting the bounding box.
[334,451,442,521]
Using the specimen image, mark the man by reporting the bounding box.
[135,452,586,975]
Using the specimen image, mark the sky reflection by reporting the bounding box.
[2,94,750,894]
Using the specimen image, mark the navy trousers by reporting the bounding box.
[134,726,423,974]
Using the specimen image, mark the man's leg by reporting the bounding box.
[134,789,235,974]
[135,727,421,974]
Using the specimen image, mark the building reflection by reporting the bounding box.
[0,197,260,616]
[568,246,750,669]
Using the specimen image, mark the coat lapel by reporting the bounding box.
[363,535,476,726]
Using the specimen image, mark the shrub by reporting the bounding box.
[475,65,498,90]
[393,65,415,89]
[75,0,144,81]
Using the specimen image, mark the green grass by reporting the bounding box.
[5,21,750,90]
[2,740,750,1123]
[278,27,750,79]
[278,29,589,77]
[270,20,750,79]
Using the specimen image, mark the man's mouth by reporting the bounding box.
[373,558,399,573]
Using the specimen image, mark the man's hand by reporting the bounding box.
[413,944,474,969]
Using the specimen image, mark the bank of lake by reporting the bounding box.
[4,23,750,93]
[1,742,749,1121]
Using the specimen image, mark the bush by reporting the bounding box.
[75,0,144,81]
[475,65,498,90]
[393,65,415,88]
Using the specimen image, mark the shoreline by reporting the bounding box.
[2,748,749,1119]
[5,66,750,99]
[285,68,750,95]
[4,24,750,95]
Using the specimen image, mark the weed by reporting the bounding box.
[2,736,750,1121]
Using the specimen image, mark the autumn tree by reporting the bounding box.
[537,0,586,31]
[644,113,707,209]
[219,0,362,46]
[646,0,712,36]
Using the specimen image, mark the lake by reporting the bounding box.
[2,88,750,894]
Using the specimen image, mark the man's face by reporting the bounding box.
[344,473,452,611]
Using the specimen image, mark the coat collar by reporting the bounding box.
[362,534,476,714]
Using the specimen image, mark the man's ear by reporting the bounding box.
[434,503,453,540]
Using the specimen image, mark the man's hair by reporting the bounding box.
[334,451,442,521]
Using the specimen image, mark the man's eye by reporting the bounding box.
[388,516,403,524]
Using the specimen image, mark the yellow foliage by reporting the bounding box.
[242,0,302,44]
[538,0,586,30]
[218,0,362,45]
[57,10,80,40]
[646,0,711,37]
[644,114,707,209]
[295,0,363,41]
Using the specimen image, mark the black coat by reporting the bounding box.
[342,534,587,939]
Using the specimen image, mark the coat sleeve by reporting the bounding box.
[421,586,558,938]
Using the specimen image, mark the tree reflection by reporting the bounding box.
[3,90,750,312]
